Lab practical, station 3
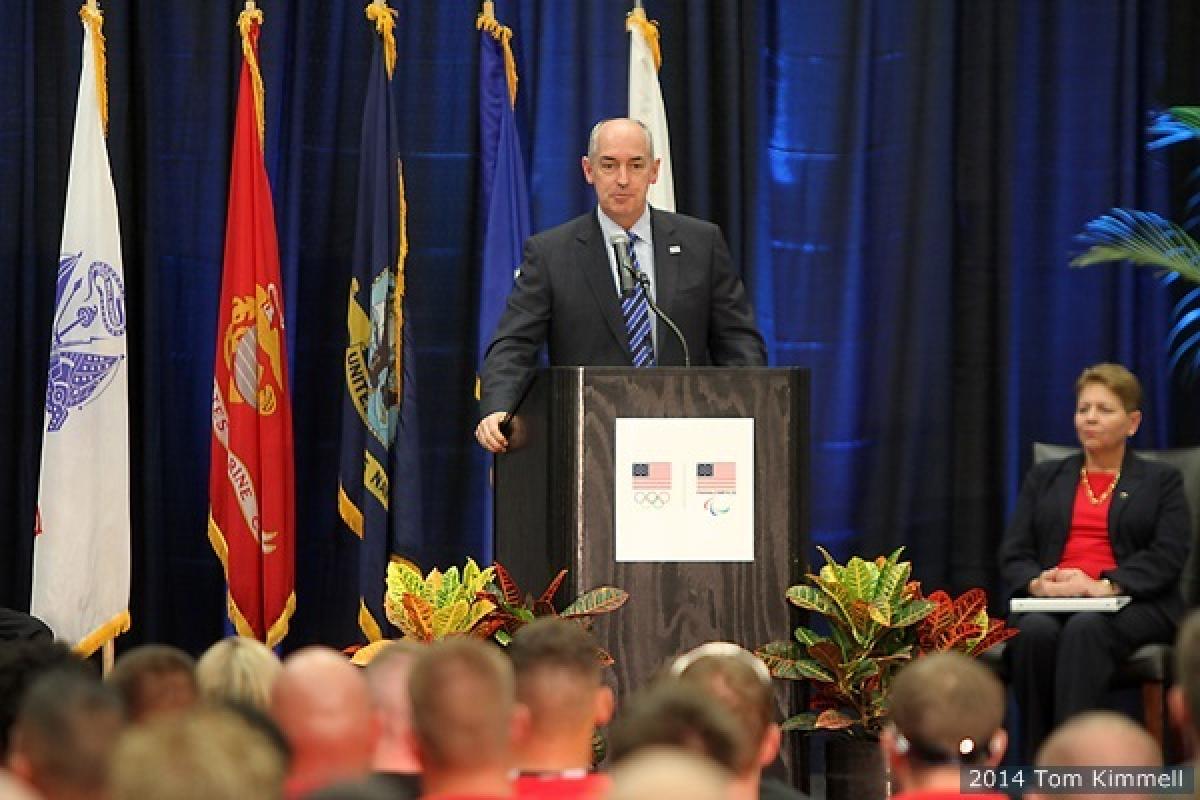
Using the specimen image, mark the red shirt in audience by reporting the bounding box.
[515,771,610,800]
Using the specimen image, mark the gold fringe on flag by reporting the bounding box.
[476,1,518,107]
[79,3,109,135]
[365,1,398,80]
[393,163,407,394]
[237,7,267,151]
[626,6,662,71]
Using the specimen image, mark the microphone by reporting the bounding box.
[636,269,692,368]
[610,233,637,296]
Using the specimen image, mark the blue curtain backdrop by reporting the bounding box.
[2,0,1199,653]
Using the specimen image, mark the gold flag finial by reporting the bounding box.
[79,2,109,135]
[626,6,662,71]
[475,2,518,106]
[365,1,398,80]
[237,6,267,151]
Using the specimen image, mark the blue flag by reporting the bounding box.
[338,4,422,642]
[475,8,531,562]
[477,10,531,371]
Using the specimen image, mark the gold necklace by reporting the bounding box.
[1080,466,1121,505]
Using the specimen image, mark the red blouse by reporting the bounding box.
[1057,471,1118,579]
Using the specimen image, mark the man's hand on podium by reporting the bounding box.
[475,411,509,453]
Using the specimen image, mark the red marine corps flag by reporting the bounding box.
[207,3,295,646]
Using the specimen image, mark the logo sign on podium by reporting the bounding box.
[614,418,754,562]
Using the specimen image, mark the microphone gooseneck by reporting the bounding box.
[635,269,691,368]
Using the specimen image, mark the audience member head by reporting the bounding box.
[363,640,424,774]
[0,771,40,800]
[270,646,378,796]
[672,641,779,788]
[220,699,292,771]
[0,641,81,758]
[1032,712,1160,800]
[1170,609,1200,751]
[608,681,751,775]
[7,668,125,800]
[607,746,732,800]
[508,618,613,771]
[0,609,53,643]
[107,644,198,722]
[109,706,285,800]
[408,637,525,794]
[195,636,282,711]
[883,652,1006,792]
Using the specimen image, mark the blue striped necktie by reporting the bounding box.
[621,232,655,367]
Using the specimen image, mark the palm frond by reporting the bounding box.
[1147,107,1200,151]
[1167,285,1200,381]
[1071,208,1200,284]
[1072,210,1200,383]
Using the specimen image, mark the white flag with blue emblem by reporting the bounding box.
[32,5,131,656]
[628,4,675,211]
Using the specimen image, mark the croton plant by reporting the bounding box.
[755,546,1017,737]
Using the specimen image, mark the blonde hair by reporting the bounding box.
[110,707,285,800]
[1075,363,1143,411]
[196,637,282,711]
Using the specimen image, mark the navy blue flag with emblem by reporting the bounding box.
[337,3,422,642]
[475,5,531,560]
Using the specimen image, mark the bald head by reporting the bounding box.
[1035,712,1160,800]
[1037,711,1160,768]
[587,118,655,161]
[271,647,378,793]
[581,117,661,229]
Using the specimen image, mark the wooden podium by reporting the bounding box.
[494,367,809,775]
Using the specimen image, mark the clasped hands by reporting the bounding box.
[1028,568,1116,598]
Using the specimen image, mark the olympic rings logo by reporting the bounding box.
[633,491,670,508]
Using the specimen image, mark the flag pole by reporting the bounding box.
[102,641,114,676]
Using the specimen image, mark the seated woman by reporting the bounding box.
[999,363,1191,761]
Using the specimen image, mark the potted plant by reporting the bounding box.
[474,563,629,663]
[755,547,1016,800]
[369,559,629,655]
[383,557,499,641]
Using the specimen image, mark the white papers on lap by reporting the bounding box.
[1010,596,1132,613]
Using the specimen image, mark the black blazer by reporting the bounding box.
[998,451,1192,620]
[479,209,767,415]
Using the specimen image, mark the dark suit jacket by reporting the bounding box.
[998,450,1192,620]
[479,209,767,414]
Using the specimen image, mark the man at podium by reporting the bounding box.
[476,117,766,453]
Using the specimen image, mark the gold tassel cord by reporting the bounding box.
[626,6,662,71]
[476,2,518,107]
[393,163,407,395]
[79,4,109,135]
[365,2,398,80]
[237,8,267,151]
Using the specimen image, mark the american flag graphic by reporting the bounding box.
[696,462,736,493]
[632,462,672,490]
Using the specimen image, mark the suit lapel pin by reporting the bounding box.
[1118,491,1129,499]
[669,244,681,254]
